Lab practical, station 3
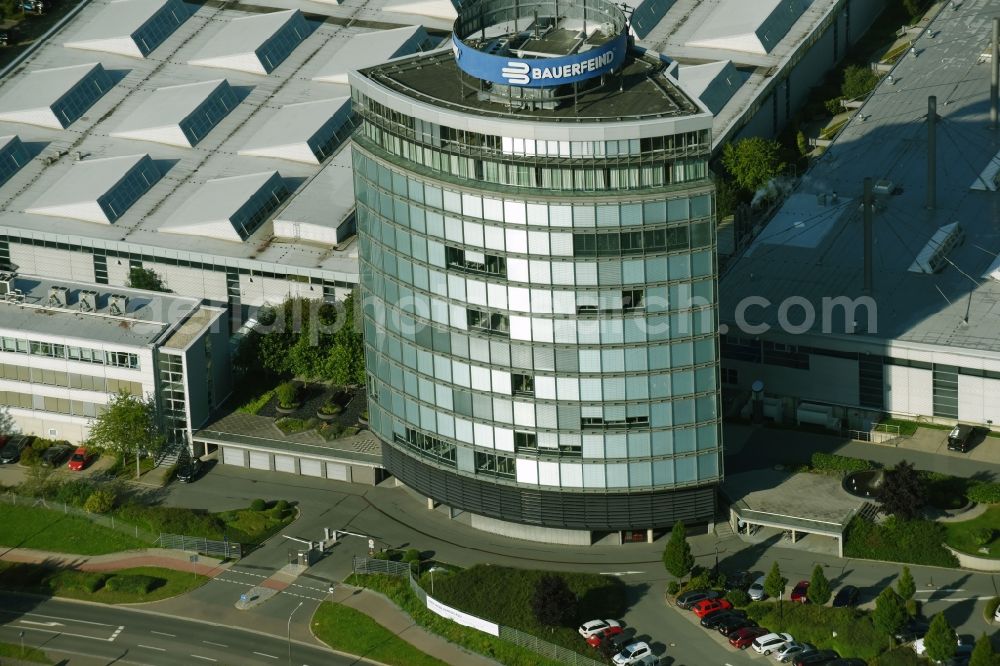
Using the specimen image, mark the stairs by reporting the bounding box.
[856,502,881,522]
[714,520,735,539]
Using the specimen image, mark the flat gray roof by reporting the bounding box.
[0,272,202,348]
[721,3,1000,357]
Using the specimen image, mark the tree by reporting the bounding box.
[0,404,16,436]
[126,267,168,292]
[877,461,926,520]
[721,137,786,193]
[764,562,787,600]
[87,391,163,479]
[896,566,916,603]
[969,632,996,666]
[923,613,957,664]
[662,520,695,579]
[807,564,831,605]
[796,130,809,156]
[872,587,908,638]
[841,64,879,100]
[531,575,578,630]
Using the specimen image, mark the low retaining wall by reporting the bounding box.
[944,544,1000,572]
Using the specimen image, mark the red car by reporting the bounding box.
[790,580,810,603]
[67,447,94,471]
[692,598,733,618]
[729,626,768,649]
[586,624,623,648]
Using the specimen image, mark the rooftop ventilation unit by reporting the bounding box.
[0,272,14,296]
[908,222,964,274]
[79,289,98,312]
[108,293,129,316]
[47,285,69,308]
[873,180,894,196]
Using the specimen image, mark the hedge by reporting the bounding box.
[844,516,958,568]
[967,483,1000,504]
[811,452,875,474]
[104,574,160,595]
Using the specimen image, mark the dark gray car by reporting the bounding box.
[676,589,721,609]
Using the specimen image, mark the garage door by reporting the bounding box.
[274,455,296,474]
[222,447,245,466]
[326,462,348,481]
[300,459,323,477]
[249,451,270,470]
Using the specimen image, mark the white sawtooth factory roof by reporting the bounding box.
[312,25,431,84]
[110,79,240,147]
[159,171,286,242]
[238,97,352,164]
[187,9,313,75]
[63,0,191,58]
[0,62,114,129]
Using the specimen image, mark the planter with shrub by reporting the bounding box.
[275,382,301,414]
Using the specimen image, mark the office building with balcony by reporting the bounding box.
[351,0,722,543]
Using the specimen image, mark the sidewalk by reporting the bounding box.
[328,584,500,666]
[0,546,230,577]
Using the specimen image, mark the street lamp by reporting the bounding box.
[287,601,303,666]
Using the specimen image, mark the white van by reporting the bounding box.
[752,632,793,655]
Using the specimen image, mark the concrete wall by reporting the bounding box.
[945,544,1000,572]
[143,262,228,302]
[5,409,89,443]
[884,365,933,416]
[958,375,1000,424]
[468,513,593,545]
[725,353,859,407]
[7,244,95,283]
[211,442,381,485]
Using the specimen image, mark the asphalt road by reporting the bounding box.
[0,592,362,666]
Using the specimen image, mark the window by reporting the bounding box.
[395,428,456,467]
[512,373,534,396]
[106,352,139,369]
[622,290,644,311]
[467,309,509,336]
[514,431,536,450]
[446,246,506,277]
[582,415,650,430]
[475,451,515,478]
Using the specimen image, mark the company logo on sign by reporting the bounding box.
[500,62,530,84]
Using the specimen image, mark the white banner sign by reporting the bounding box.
[426,596,500,637]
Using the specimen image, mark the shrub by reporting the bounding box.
[811,452,874,474]
[984,597,1000,623]
[250,499,267,512]
[824,96,846,115]
[666,581,680,596]
[52,479,96,507]
[682,567,716,593]
[726,589,751,607]
[80,573,108,593]
[844,516,958,567]
[319,402,342,416]
[967,483,1000,504]
[104,574,160,594]
[274,500,290,512]
[275,382,299,409]
[972,527,995,546]
[84,488,116,514]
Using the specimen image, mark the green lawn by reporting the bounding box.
[114,501,295,546]
[312,603,448,666]
[745,602,886,661]
[348,573,567,666]
[0,503,148,555]
[420,564,626,654]
[0,641,51,664]
[0,564,208,603]
[945,505,1000,559]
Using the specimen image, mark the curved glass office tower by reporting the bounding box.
[350,0,722,542]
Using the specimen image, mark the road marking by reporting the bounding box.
[917,588,965,593]
[0,611,112,627]
[151,630,175,637]
[16,627,120,642]
[111,626,124,641]
[203,640,228,647]
[598,571,645,576]
[254,651,279,659]
[138,644,167,652]
[191,655,217,662]
[20,620,64,627]
[925,596,995,602]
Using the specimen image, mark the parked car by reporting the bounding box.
[776,642,817,663]
[598,634,631,661]
[701,609,746,629]
[176,457,204,483]
[894,619,930,644]
[832,585,859,608]
[914,636,974,657]
[753,632,793,656]
[586,624,623,648]
[717,616,757,635]
[725,570,753,591]
[947,423,975,452]
[41,444,73,467]
[793,650,840,666]
[612,641,652,665]
[749,575,767,600]
[67,447,94,471]
[676,589,721,610]
[827,660,867,666]
[692,598,732,618]
[790,580,810,603]
[729,626,769,649]
[0,436,28,463]
[579,619,621,639]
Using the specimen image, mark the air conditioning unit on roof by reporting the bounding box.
[109,293,129,316]
[79,290,97,312]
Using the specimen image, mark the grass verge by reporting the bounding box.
[745,601,886,660]
[945,506,1000,559]
[115,501,295,546]
[0,564,208,603]
[419,564,626,654]
[347,573,567,666]
[0,641,51,664]
[0,503,147,554]
[312,602,448,666]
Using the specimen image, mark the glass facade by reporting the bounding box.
[179,82,239,146]
[52,65,115,128]
[352,49,723,531]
